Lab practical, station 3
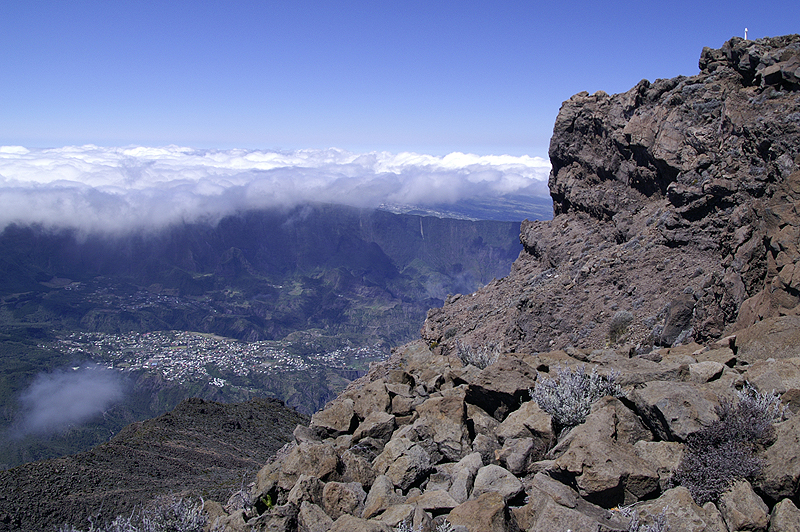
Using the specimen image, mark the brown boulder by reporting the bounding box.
[279,442,341,491]
[634,487,728,532]
[311,398,357,437]
[329,514,392,532]
[412,393,470,462]
[463,355,538,419]
[447,492,514,532]
[756,414,800,502]
[322,481,367,520]
[735,316,800,364]
[629,381,720,441]
[718,480,769,532]
[352,411,396,444]
[548,399,659,506]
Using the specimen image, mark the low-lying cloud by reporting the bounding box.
[0,145,550,233]
[12,364,126,437]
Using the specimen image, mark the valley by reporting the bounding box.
[0,202,535,468]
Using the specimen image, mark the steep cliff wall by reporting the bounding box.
[423,35,800,354]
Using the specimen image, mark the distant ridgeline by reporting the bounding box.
[0,202,535,467]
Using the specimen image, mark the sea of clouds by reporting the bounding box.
[0,145,550,233]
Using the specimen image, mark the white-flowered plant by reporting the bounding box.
[736,381,789,423]
[530,364,622,428]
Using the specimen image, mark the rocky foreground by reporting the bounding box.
[203,327,800,532]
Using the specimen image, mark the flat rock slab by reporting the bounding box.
[629,381,720,441]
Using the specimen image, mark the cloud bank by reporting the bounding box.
[13,364,126,437]
[0,145,550,233]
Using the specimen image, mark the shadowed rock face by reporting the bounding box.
[0,397,308,532]
[423,35,800,354]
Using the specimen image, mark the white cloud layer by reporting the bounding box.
[13,364,125,437]
[0,145,550,233]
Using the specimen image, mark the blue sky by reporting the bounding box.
[3,1,798,158]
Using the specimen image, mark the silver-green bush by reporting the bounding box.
[455,341,500,369]
[673,382,788,505]
[60,496,208,532]
[530,364,622,429]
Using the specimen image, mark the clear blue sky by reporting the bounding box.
[1,1,798,158]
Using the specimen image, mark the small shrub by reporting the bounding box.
[530,364,622,429]
[673,382,787,505]
[617,505,669,532]
[736,381,789,424]
[608,310,634,343]
[60,496,208,532]
[455,341,500,369]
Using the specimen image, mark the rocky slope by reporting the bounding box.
[0,397,308,531]
[198,36,800,532]
[424,34,800,354]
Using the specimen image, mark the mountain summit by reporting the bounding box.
[424,34,800,354]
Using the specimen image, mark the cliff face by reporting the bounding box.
[423,35,800,354]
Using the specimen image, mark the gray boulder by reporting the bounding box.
[630,381,720,441]
[298,501,333,532]
[718,480,769,532]
[286,474,324,507]
[634,487,728,532]
[362,475,405,519]
[372,437,431,492]
[449,452,483,504]
[770,498,800,532]
[470,464,523,503]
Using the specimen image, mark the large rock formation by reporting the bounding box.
[195,35,800,532]
[423,34,800,354]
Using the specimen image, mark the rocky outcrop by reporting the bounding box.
[200,324,797,531]
[422,35,800,355]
